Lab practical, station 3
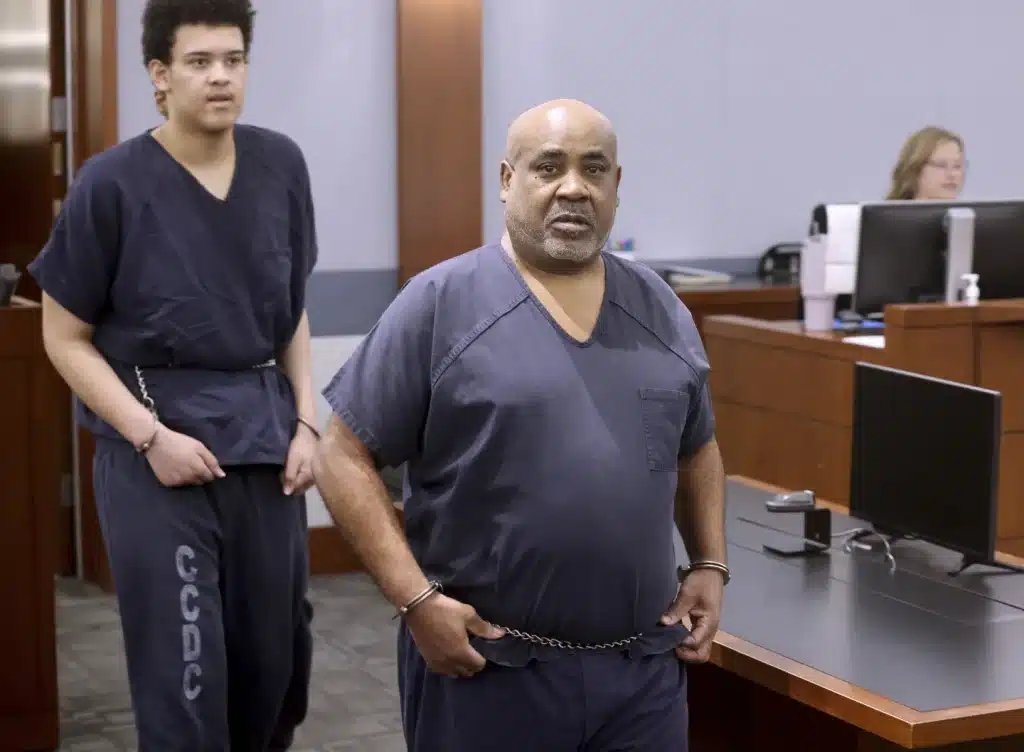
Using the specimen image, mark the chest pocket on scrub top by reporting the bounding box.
[259,244,292,307]
[639,388,689,472]
[250,192,294,299]
[254,200,294,329]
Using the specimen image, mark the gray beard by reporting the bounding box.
[543,240,601,264]
[505,213,603,266]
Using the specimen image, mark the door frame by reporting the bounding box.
[68,0,119,590]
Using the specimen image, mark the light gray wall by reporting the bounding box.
[115,0,397,336]
[483,0,1024,263]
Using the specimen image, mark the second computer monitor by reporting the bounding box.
[851,199,1024,317]
[972,201,1024,300]
[850,361,1001,565]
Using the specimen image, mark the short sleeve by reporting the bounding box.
[679,382,716,458]
[27,161,121,325]
[289,147,318,321]
[675,299,716,458]
[322,276,434,468]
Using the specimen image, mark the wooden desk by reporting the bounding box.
[693,476,1024,751]
[675,277,799,340]
[703,302,1024,555]
[0,299,59,750]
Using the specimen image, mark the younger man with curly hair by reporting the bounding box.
[28,1,317,748]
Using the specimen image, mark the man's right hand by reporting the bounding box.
[405,593,505,678]
[144,425,226,487]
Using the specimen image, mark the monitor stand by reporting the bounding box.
[762,508,832,558]
[948,556,1024,578]
[848,528,908,545]
[763,539,830,558]
[845,529,1024,577]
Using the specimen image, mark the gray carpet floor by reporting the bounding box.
[57,573,405,751]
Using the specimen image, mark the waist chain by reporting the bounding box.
[488,623,645,651]
[133,359,277,419]
[473,579,684,652]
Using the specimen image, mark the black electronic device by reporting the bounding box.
[762,490,831,557]
[757,243,802,281]
[850,361,1023,576]
[851,199,1024,318]
[970,202,1024,300]
[851,201,951,318]
[765,490,816,513]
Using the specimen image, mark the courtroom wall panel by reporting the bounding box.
[397,0,482,284]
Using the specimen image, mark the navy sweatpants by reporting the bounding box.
[398,624,689,751]
[92,439,313,751]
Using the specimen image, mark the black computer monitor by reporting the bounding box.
[971,201,1024,300]
[852,201,952,318]
[850,361,1004,575]
[852,199,1024,318]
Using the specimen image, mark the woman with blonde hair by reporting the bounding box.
[803,126,966,317]
[808,125,966,234]
[887,126,966,200]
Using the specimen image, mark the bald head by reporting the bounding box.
[505,99,617,167]
[499,99,621,272]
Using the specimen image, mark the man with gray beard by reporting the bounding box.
[313,99,727,751]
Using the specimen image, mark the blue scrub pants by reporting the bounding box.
[398,623,689,751]
[92,439,313,751]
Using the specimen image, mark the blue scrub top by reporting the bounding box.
[324,244,716,660]
[28,125,318,465]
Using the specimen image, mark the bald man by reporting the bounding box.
[313,99,727,751]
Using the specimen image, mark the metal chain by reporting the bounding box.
[490,624,644,651]
[486,581,681,651]
[134,366,158,419]
[131,358,276,420]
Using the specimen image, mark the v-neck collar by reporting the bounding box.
[145,127,241,205]
[496,244,612,348]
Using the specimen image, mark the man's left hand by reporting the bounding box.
[282,423,318,496]
[661,568,724,663]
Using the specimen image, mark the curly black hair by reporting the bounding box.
[142,0,256,66]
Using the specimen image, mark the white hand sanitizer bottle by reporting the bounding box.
[961,273,980,306]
